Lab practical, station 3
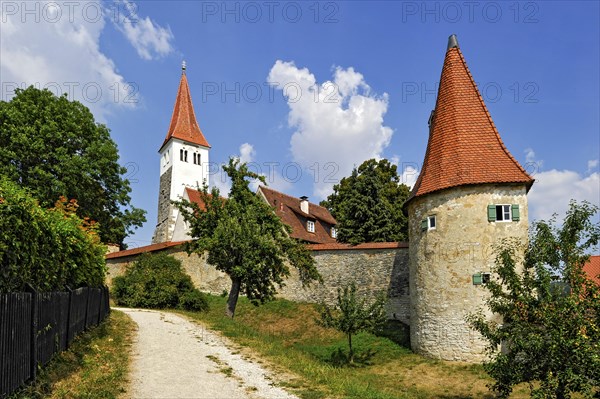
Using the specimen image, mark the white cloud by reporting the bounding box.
[528,169,600,222]
[390,155,419,189]
[267,60,393,199]
[400,165,419,189]
[524,147,543,171]
[238,143,256,164]
[113,0,174,60]
[588,159,599,173]
[524,148,536,163]
[0,0,136,121]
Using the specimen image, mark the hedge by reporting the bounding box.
[0,177,106,292]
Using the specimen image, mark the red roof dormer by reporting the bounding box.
[407,35,534,203]
[159,65,210,152]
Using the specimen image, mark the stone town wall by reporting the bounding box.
[407,184,529,363]
[106,244,411,324]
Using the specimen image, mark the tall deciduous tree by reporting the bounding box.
[468,201,600,399]
[321,159,410,244]
[174,158,321,318]
[0,87,146,246]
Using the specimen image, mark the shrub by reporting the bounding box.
[0,177,106,292]
[179,290,210,311]
[112,253,209,312]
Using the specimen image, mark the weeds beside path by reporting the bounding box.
[9,310,134,399]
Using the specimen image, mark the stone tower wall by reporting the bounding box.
[407,184,528,362]
[152,167,174,243]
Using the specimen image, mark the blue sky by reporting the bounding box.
[1,1,598,248]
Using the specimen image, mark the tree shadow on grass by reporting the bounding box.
[326,347,377,368]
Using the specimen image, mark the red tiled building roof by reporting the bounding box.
[105,240,407,259]
[583,255,600,285]
[408,35,534,203]
[105,241,186,259]
[184,187,225,211]
[258,186,337,244]
[160,71,210,152]
[309,242,408,251]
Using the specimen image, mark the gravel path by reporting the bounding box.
[117,308,299,399]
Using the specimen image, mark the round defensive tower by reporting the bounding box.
[405,35,534,362]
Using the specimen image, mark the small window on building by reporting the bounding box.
[421,215,436,231]
[197,153,201,165]
[488,204,519,222]
[307,220,315,233]
[331,227,337,238]
[184,150,188,162]
[193,153,197,164]
[427,215,436,230]
[180,149,184,161]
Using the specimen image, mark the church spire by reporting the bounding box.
[408,35,533,202]
[159,63,210,152]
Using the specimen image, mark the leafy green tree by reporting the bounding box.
[112,252,208,312]
[0,86,146,246]
[468,201,600,399]
[318,282,387,364]
[174,158,321,318]
[320,158,410,244]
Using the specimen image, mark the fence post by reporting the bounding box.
[96,288,102,326]
[84,287,90,331]
[26,284,38,382]
[64,286,72,350]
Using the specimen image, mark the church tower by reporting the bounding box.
[152,63,211,243]
[405,35,534,362]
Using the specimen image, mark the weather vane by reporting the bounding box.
[182,60,186,71]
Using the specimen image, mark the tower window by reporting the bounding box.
[421,215,436,231]
[488,204,519,222]
[427,215,436,230]
[193,153,197,164]
[180,149,184,161]
[184,150,188,162]
[307,220,315,233]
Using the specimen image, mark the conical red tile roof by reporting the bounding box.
[159,71,210,152]
[408,36,533,202]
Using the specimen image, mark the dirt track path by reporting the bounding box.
[117,308,299,399]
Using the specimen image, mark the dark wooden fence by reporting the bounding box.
[0,286,110,397]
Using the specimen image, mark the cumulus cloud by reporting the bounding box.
[390,155,419,189]
[0,1,136,120]
[528,169,600,222]
[112,0,174,60]
[238,143,256,164]
[267,60,393,199]
[588,159,599,173]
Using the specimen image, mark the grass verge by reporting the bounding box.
[9,310,135,399]
[181,295,531,399]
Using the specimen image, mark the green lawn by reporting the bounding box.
[181,295,531,399]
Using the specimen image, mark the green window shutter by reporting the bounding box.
[488,205,496,222]
[421,219,427,231]
[512,204,520,221]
